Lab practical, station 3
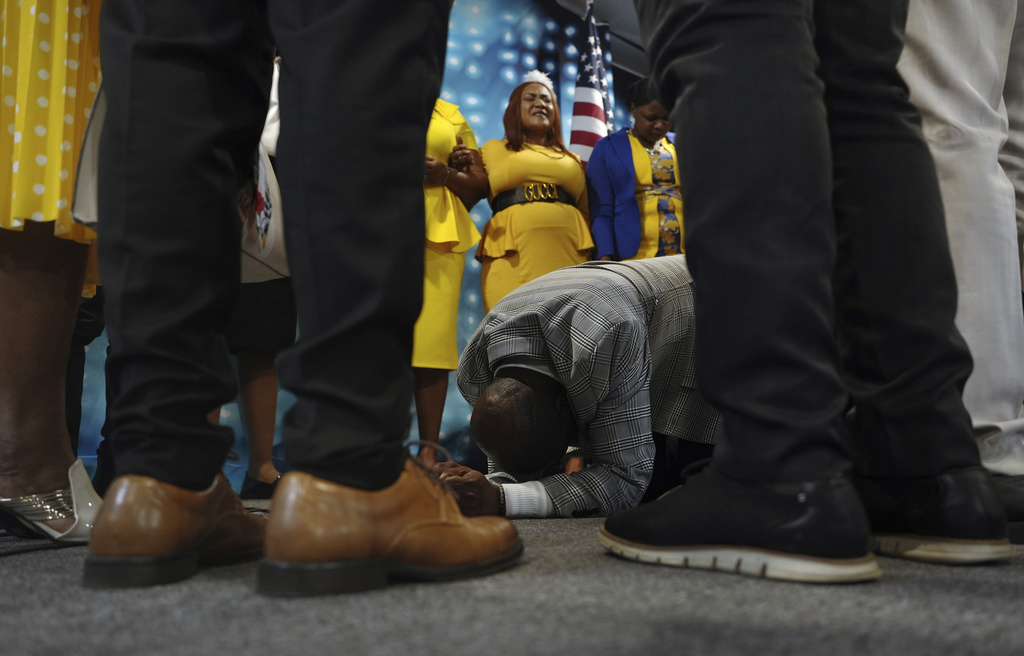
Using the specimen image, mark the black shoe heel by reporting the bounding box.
[83,552,199,589]
[257,560,389,597]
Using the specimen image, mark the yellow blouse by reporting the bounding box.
[477,139,593,261]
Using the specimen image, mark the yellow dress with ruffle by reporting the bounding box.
[625,133,684,260]
[1,0,102,290]
[412,99,482,370]
[477,140,593,312]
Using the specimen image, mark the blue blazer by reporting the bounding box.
[587,128,677,260]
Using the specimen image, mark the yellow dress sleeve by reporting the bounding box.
[455,118,478,150]
[423,99,481,252]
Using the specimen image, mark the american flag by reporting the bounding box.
[568,1,614,168]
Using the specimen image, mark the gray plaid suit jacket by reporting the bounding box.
[457,255,722,517]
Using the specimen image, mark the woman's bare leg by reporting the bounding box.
[239,350,282,483]
[413,367,449,467]
[0,222,88,531]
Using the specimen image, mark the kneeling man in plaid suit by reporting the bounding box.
[443,255,721,518]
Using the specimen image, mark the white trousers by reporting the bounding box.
[898,0,1024,474]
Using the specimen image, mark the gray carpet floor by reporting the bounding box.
[2,517,1023,656]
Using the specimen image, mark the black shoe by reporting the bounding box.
[987,473,1024,544]
[854,467,1011,563]
[240,474,281,500]
[599,464,881,583]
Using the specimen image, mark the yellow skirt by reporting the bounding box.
[2,0,101,242]
[412,241,467,371]
[480,246,590,314]
[2,0,103,294]
[477,203,593,313]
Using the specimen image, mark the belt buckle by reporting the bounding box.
[524,182,556,201]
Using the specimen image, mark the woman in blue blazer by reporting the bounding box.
[588,78,683,261]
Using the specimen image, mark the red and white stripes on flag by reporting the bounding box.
[568,1,614,168]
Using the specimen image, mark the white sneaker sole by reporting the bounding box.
[873,534,1012,563]
[598,527,882,583]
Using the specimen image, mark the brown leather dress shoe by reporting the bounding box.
[257,459,523,596]
[83,474,266,588]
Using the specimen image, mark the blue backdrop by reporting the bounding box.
[77,0,637,489]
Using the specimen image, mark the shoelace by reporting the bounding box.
[406,439,455,464]
[405,440,461,500]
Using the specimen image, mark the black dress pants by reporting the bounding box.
[97,0,449,490]
[635,0,981,482]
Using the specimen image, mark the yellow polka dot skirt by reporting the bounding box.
[1,0,101,244]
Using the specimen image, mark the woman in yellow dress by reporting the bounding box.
[414,98,487,465]
[588,77,683,262]
[477,71,593,313]
[0,0,104,541]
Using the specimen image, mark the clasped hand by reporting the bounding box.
[425,135,476,186]
[448,134,475,171]
[433,461,502,516]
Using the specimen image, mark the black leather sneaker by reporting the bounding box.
[599,464,881,583]
[854,467,1011,563]
[992,473,1024,544]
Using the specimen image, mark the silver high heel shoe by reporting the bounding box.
[0,460,103,543]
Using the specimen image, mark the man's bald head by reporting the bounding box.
[470,368,577,478]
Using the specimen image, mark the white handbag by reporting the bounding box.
[239,145,289,282]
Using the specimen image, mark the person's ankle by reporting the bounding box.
[249,464,282,485]
[0,454,77,499]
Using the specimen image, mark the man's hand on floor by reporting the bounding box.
[434,462,502,516]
